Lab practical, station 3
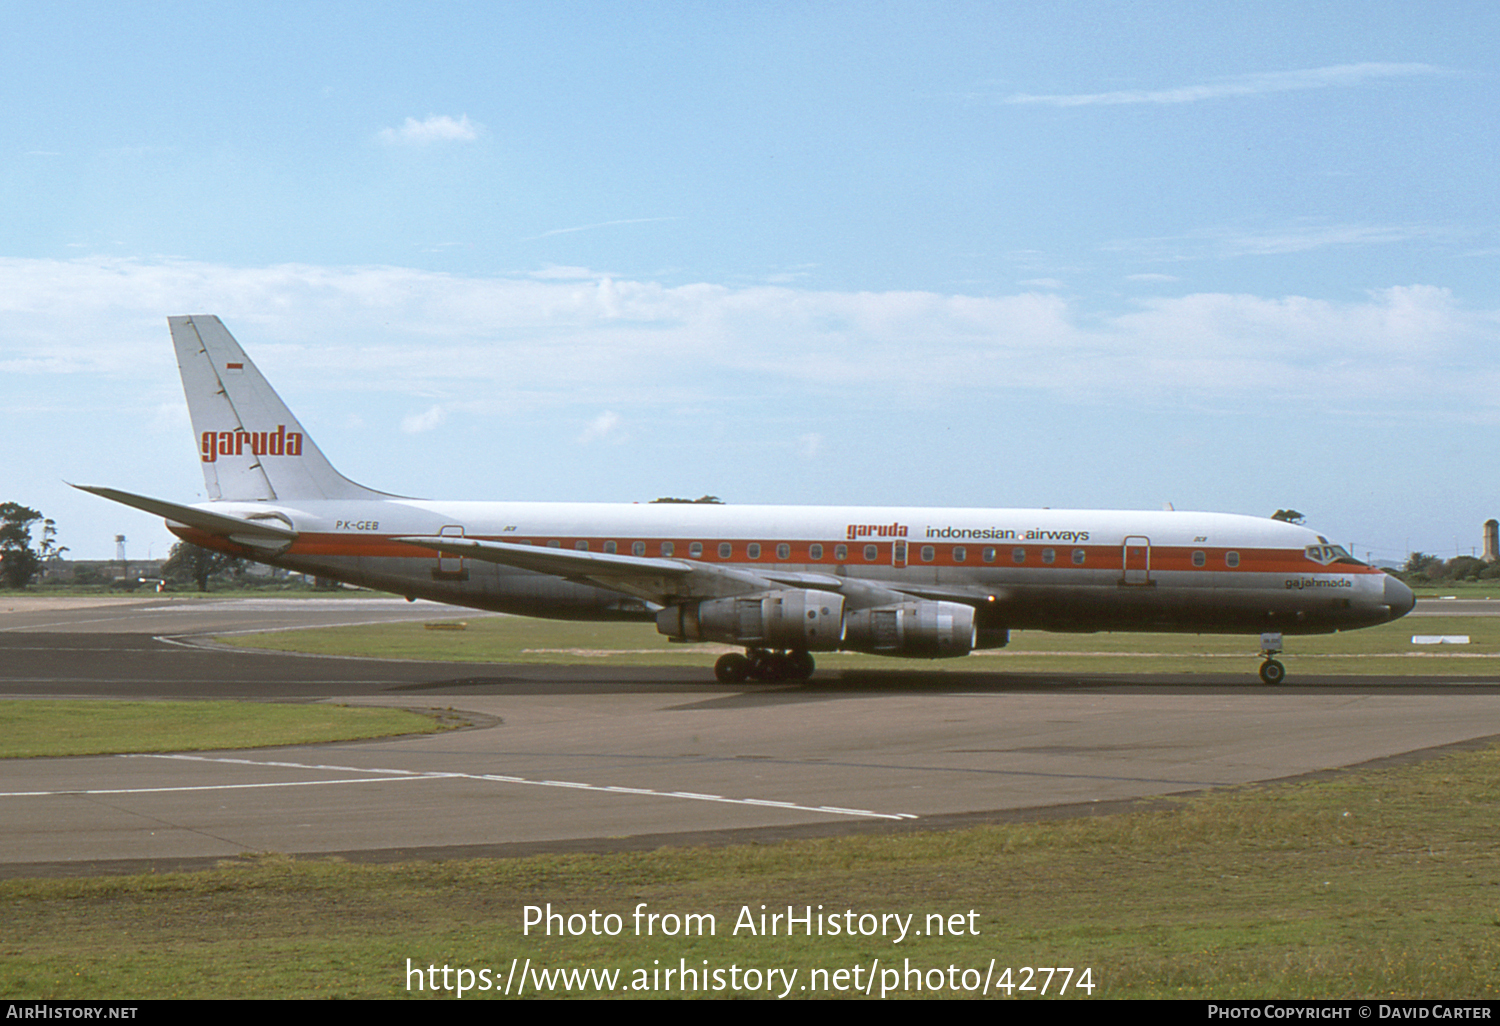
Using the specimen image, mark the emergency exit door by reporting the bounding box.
[432,524,470,582]
[1121,536,1152,586]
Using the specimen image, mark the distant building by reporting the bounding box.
[1484,519,1499,563]
[47,559,166,588]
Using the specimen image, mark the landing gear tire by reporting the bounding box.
[1259,659,1286,685]
[746,649,778,681]
[787,650,815,680]
[714,652,750,683]
[737,649,813,682]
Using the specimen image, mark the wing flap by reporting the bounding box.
[885,582,1000,605]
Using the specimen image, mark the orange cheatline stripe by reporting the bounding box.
[183,530,1382,576]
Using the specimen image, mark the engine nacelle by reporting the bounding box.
[656,589,846,651]
[843,600,976,658]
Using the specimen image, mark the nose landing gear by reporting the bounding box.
[1258,632,1286,685]
[714,648,816,683]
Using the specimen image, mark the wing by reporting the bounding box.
[392,535,797,605]
[392,535,995,610]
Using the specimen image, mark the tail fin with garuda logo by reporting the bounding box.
[168,315,398,502]
[72,316,403,552]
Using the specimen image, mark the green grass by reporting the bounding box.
[0,701,448,758]
[214,614,1500,677]
[4,741,1499,999]
[1409,582,1500,599]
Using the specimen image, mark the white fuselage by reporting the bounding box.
[174,498,1410,640]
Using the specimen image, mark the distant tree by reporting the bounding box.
[0,503,44,589]
[650,495,724,504]
[39,518,67,563]
[1445,556,1488,582]
[1400,552,1443,582]
[1271,509,1306,524]
[162,542,245,592]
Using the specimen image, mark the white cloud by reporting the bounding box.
[765,264,819,285]
[1001,63,1443,107]
[530,265,607,280]
[0,257,1495,420]
[401,404,447,433]
[1105,220,1447,262]
[579,410,622,443]
[525,217,678,241]
[376,114,480,145]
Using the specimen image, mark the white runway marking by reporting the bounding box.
[3,753,919,822]
[0,776,434,797]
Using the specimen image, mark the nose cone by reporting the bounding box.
[1383,574,1416,620]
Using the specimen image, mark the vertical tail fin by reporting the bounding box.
[171,316,397,502]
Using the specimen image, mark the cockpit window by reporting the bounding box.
[1303,543,1366,567]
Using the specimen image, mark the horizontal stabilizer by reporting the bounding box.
[71,485,298,550]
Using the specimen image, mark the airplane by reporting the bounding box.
[78,315,1415,686]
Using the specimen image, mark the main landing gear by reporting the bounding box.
[714,648,816,683]
[1258,631,1286,685]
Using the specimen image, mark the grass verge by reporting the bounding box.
[0,701,448,758]
[3,741,1499,999]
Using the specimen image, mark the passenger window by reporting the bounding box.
[661,541,674,557]
[631,541,645,557]
[575,540,589,551]
[1072,548,1085,565]
[688,542,703,558]
[834,544,847,561]
[747,543,761,559]
[864,544,878,561]
[1226,551,1240,568]
[1012,547,1026,564]
[1042,548,1055,564]
[603,541,617,554]
[982,547,996,563]
[953,546,966,562]
[809,543,823,560]
[920,545,935,562]
[1192,550,1206,567]
[718,542,732,559]
[777,543,790,560]
[547,540,561,548]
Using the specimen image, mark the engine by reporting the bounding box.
[843,600,976,658]
[656,589,846,650]
[657,590,978,660]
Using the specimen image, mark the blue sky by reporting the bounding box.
[2,2,1496,562]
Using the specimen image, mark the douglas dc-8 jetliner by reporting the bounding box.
[80,316,1414,685]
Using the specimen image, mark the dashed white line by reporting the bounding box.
[3,753,919,821]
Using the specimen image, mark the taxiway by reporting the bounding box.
[2,596,1497,877]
